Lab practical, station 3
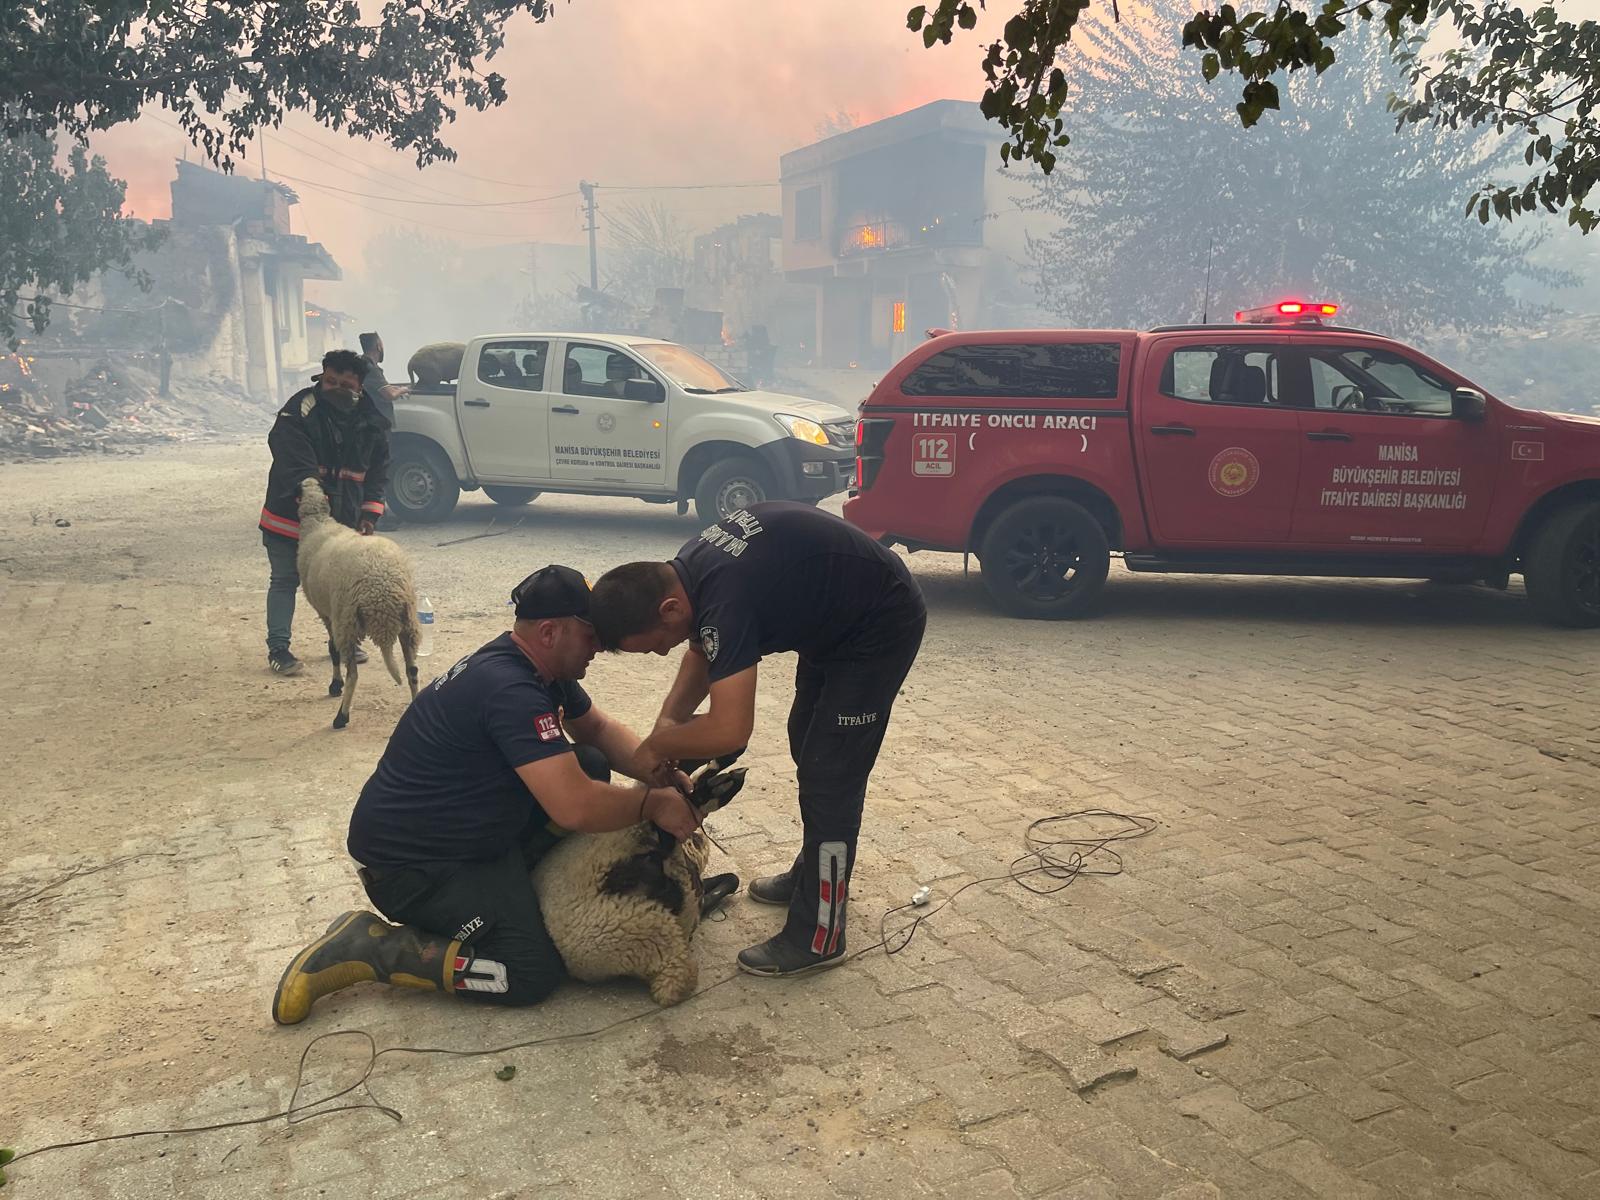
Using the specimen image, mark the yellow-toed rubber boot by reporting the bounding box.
[271,910,461,1025]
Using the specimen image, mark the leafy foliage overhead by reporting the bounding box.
[1,0,555,346]
[1016,6,1562,339]
[908,1,1600,230]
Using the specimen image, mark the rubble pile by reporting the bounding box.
[1,355,270,462]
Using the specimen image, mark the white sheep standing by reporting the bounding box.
[295,476,421,728]
[531,760,744,1005]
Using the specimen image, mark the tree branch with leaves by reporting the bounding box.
[1,0,557,346]
[908,0,1600,231]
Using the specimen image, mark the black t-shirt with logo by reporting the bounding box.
[671,501,925,684]
[347,633,592,866]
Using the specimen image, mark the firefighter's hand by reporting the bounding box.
[643,788,701,840]
[358,519,375,536]
[631,739,679,788]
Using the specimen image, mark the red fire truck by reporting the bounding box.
[843,303,1600,627]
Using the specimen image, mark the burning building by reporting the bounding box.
[780,99,1037,369]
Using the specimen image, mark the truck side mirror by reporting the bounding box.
[1451,387,1486,421]
[623,378,666,403]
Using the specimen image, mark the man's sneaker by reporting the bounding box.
[268,648,304,677]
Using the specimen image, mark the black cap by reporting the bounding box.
[512,565,591,621]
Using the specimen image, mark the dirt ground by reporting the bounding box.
[1,438,1596,1198]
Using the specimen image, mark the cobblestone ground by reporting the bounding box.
[1,441,1596,1199]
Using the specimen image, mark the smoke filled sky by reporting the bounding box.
[89,0,1016,300]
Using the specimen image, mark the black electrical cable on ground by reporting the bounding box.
[1,808,1155,1181]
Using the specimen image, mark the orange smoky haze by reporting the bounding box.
[88,0,1012,297]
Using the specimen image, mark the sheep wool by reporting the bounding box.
[531,764,745,1006]
[296,477,421,728]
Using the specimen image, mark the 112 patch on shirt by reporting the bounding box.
[535,712,563,742]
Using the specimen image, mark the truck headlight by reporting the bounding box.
[774,414,830,446]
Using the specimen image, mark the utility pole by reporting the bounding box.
[579,180,598,291]
[259,137,267,182]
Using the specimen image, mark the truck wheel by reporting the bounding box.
[1523,502,1600,628]
[482,486,540,507]
[388,441,460,523]
[694,457,773,524]
[977,497,1110,619]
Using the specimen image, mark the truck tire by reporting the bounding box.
[694,456,773,524]
[1523,501,1600,628]
[977,496,1111,619]
[482,486,540,507]
[388,441,460,523]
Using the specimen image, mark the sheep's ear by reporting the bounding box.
[694,767,746,814]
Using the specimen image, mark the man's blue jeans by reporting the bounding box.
[263,530,299,654]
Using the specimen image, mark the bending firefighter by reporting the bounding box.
[272,567,699,1024]
[590,502,925,977]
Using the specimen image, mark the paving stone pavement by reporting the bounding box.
[1,441,1596,1198]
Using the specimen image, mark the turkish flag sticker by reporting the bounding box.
[535,713,562,742]
[1511,441,1545,462]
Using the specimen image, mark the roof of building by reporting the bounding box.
[780,100,1001,178]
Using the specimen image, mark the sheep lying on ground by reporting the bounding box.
[295,477,421,728]
[531,759,744,1005]
[406,341,466,386]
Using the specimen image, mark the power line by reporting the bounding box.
[142,113,780,204]
[285,178,559,242]
[261,168,574,209]
[604,181,779,192]
[265,128,481,204]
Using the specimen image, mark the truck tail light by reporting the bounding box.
[855,417,896,492]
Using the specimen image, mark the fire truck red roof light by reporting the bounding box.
[1234,300,1340,324]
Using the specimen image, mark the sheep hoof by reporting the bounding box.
[328,680,343,697]
[332,711,349,730]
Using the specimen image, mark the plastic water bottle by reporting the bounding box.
[416,595,434,657]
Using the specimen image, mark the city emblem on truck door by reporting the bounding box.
[1208,447,1261,498]
[597,413,616,433]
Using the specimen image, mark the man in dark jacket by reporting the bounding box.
[259,349,391,676]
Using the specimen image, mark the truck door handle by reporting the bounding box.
[1306,430,1353,442]
[463,399,491,408]
[552,405,580,415]
[1149,424,1195,436]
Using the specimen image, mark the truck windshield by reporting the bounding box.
[632,344,748,394]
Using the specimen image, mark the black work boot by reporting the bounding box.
[737,840,852,978]
[271,910,461,1025]
[746,851,803,906]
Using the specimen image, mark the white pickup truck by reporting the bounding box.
[386,333,857,524]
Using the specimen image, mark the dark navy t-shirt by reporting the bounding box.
[672,501,925,683]
[347,633,592,866]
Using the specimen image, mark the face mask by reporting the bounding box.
[321,385,359,414]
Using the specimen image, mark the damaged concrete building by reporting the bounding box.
[78,160,343,402]
[153,161,342,398]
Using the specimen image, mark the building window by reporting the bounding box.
[902,342,1122,399]
[891,301,906,334]
[794,186,822,241]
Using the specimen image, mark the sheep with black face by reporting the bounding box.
[530,758,744,1005]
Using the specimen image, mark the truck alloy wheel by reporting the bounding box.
[977,496,1111,619]
[1524,501,1600,628]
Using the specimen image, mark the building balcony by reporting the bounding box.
[836,218,982,259]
